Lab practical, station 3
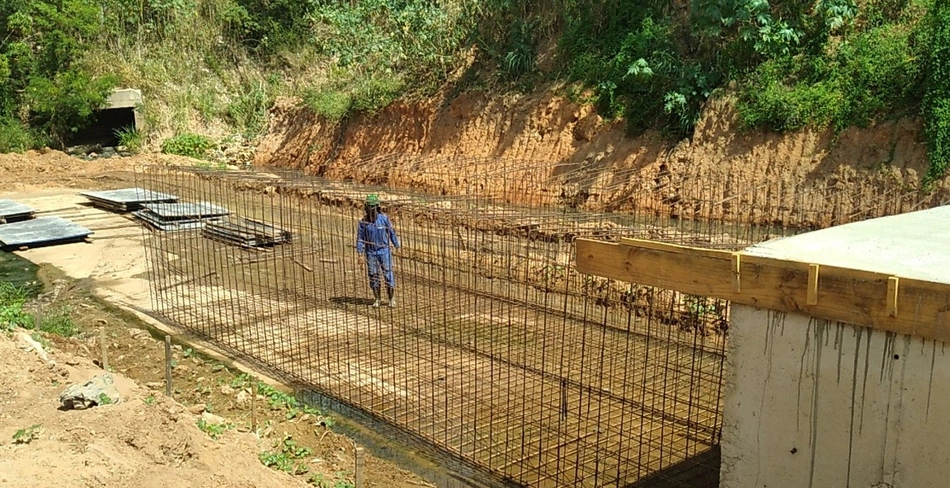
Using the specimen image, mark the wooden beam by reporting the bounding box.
[575,238,950,342]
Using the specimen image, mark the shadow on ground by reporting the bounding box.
[624,446,720,488]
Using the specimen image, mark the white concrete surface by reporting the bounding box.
[723,206,950,487]
[744,205,950,284]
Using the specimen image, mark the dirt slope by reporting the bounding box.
[257,90,950,225]
[0,329,309,488]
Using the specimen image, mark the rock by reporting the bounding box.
[200,412,226,425]
[175,365,189,374]
[60,374,120,410]
[219,385,235,395]
[146,382,163,390]
[235,390,249,407]
[188,403,207,414]
[196,376,208,383]
[129,329,148,340]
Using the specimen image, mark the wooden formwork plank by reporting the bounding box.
[575,238,950,342]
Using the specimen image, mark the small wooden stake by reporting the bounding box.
[100,328,109,371]
[250,382,258,433]
[807,264,820,306]
[731,253,741,293]
[887,277,900,317]
[164,335,173,397]
[355,447,365,488]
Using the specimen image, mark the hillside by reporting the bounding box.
[1,0,948,180]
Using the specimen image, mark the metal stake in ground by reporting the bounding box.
[164,335,173,397]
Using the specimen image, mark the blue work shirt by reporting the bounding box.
[356,213,400,255]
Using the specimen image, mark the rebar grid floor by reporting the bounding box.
[141,167,726,487]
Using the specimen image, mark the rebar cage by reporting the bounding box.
[138,157,943,487]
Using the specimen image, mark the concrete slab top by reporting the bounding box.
[743,205,950,284]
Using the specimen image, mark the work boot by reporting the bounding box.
[387,287,395,308]
[372,288,381,308]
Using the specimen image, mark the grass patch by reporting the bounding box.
[115,126,144,152]
[302,88,351,121]
[161,133,215,159]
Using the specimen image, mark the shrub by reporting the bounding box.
[737,23,922,132]
[924,0,950,179]
[0,117,34,153]
[115,126,144,152]
[302,88,352,121]
[161,133,215,159]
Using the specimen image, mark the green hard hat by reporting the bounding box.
[365,194,380,206]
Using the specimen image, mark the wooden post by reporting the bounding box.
[100,328,109,371]
[164,335,173,397]
[250,382,257,432]
[354,447,365,488]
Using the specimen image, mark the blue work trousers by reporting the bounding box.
[365,249,395,290]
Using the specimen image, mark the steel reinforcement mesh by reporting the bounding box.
[139,165,736,487]
[140,157,939,487]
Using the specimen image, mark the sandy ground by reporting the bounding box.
[0,152,434,488]
[0,328,310,488]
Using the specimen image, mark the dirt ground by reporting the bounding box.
[0,152,434,488]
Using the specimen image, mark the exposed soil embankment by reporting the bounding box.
[257,90,950,228]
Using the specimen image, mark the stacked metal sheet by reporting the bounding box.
[0,217,92,249]
[134,202,230,232]
[80,188,178,212]
[0,200,36,223]
[202,217,291,248]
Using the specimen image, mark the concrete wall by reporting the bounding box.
[105,88,144,131]
[721,304,950,488]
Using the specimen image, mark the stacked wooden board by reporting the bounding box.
[81,188,178,212]
[202,216,291,248]
[0,217,92,250]
[0,200,36,223]
[134,202,230,232]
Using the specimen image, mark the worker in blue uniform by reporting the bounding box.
[356,194,400,308]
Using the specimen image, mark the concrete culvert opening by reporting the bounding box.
[65,89,143,152]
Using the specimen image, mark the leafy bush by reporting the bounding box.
[924,0,950,179]
[161,133,215,159]
[303,89,352,121]
[0,117,34,153]
[737,23,922,132]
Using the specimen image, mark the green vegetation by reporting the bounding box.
[924,0,950,179]
[259,436,313,475]
[0,282,77,336]
[161,133,215,159]
[309,472,354,488]
[196,417,232,440]
[12,424,41,444]
[0,0,948,176]
[115,127,144,153]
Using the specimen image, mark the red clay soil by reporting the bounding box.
[256,89,950,226]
